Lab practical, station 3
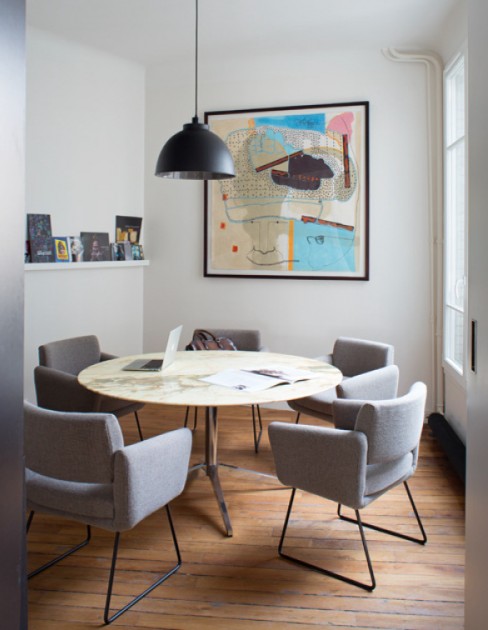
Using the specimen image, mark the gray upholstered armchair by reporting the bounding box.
[185,328,266,452]
[34,335,145,440]
[289,336,395,424]
[269,382,427,591]
[25,402,192,624]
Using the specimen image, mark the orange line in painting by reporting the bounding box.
[288,221,294,271]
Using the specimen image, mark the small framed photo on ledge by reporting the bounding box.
[204,101,369,280]
[80,232,111,262]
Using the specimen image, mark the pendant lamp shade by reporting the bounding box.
[155,117,235,180]
[154,0,235,180]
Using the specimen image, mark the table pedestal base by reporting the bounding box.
[187,406,283,537]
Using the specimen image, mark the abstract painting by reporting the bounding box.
[204,102,369,280]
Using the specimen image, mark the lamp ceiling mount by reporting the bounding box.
[155,0,235,180]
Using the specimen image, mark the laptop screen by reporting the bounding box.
[122,325,182,372]
[161,325,182,371]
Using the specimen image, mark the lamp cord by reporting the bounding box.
[194,0,198,121]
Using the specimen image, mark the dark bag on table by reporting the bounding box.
[185,329,237,351]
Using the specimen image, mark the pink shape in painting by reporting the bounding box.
[327,112,354,139]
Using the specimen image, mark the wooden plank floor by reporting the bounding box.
[27,405,465,629]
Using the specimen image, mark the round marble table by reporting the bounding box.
[79,351,342,536]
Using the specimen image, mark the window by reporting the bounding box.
[444,54,467,375]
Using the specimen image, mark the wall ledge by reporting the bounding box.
[25,260,150,271]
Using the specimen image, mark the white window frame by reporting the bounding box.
[443,49,468,385]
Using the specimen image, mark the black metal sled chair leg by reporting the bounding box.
[103,504,182,625]
[134,410,144,441]
[27,511,92,580]
[183,406,198,431]
[251,404,263,453]
[337,481,427,545]
[278,488,376,591]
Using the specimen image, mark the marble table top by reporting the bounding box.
[78,351,342,407]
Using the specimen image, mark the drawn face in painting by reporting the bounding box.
[304,233,355,272]
[57,242,66,255]
[306,235,328,269]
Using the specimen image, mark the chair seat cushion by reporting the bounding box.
[26,468,114,519]
[288,390,336,418]
[365,452,413,496]
[289,378,349,419]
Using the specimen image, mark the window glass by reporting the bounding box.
[444,55,466,374]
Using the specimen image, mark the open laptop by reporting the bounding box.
[122,325,183,372]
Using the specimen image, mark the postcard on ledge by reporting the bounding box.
[116,215,142,244]
[200,365,320,392]
[53,237,71,262]
[68,236,84,262]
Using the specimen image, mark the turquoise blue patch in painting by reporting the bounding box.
[292,219,355,272]
[254,113,325,133]
[260,129,296,157]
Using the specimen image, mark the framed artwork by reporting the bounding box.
[204,101,369,280]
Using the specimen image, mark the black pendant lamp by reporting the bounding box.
[155,0,235,180]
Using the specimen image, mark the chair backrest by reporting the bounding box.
[24,402,124,483]
[332,337,394,377]
[39,335,102,375]
[354,382,427,465]
[337,365,400,401]
[197,328,262,351]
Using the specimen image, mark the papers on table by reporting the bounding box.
[200,364,321,392]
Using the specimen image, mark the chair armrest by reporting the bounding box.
[34,365,98,412]
[268,422,367,509]
[314,353,333,365]
[337,365,399,400]
[100,352,117,362]
[113,428,192,531]
[332,399,366,430]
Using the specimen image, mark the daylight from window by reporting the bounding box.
[444,54,466,374]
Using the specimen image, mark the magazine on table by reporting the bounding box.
[200,364,320,392]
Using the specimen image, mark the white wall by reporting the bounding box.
[26,28,145,233]
[436,0,467,63]
[144,49,434,410]
[24,29,146,401]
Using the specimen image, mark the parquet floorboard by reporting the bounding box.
[27,404,465,628]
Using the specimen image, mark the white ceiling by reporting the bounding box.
[27,0,462,66]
